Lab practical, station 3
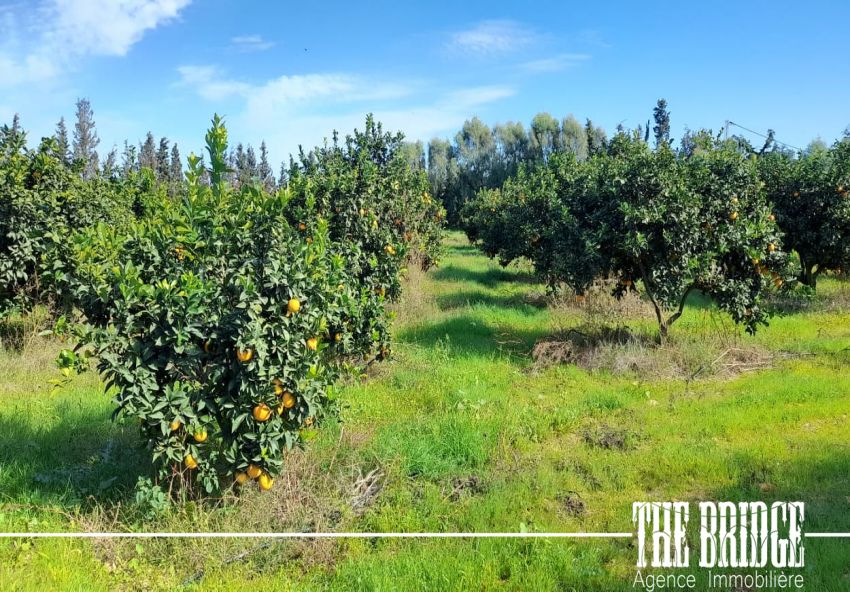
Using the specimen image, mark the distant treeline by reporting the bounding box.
[409,99,833,225]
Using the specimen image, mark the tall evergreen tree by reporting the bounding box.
[102,148,118,179]
[652,98,671,148]
[156,137,170,181]
[54,117,71,165]
[139,132,156,171]
[246,145,258,177]
[585,118,607,155]
[121,141,138,178]
[233,144,246,187]
[169,144,183,184]
[72,98,100,179]
[257,141,274,190]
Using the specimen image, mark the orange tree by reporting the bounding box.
[464,134,788,339]
[58,115,441,494]
[759,140,850,288]
[461,152,598,289]
[284,115,444,358]
[0,124,132,317]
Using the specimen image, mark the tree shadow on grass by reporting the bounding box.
[398,315,549,359]
[436,289,547,312]
[432,264,538,288]
[0,402,149,508]
[701,451,850,587]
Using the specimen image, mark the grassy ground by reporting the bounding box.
[1,232,849,591]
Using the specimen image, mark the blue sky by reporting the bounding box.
[1,0,849,166]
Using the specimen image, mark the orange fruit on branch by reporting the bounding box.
[258,473,274,491]
[236,347,253,363]
[253,403,272,422]
[287,298,301,315]
[184,454,198,470]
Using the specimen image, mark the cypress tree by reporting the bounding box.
[72,98,100,179]
[54,117,71,165]
[156,137,170,181]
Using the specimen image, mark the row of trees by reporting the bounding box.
[1,112,444,495]
[461,100,850,337]
[411,113,609,224]
[40,98,284,193]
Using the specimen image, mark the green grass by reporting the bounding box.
[1,232,849,591]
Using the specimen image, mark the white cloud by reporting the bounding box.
[520,53,591,73]
[0,0,191,88]
[176,65,252,101]
[230,34,275,52]
[447,20,539,57]
[176,65,515,162]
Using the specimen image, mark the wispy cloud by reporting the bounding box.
[0,0,191,88]
[176,66,413,106]
[176,65,252,101]
[175,65,514,161]
[447,20,539,57]
[230,34,275,52]
[520,53,591,73]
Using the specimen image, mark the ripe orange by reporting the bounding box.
[203,340,213,353]
[729,211,738,221]
[236,347,253,363]
[169,419,182,432]
[235,472,249,485]
[298,222,307,231]
[282,392,296,409]
[184,454,198,470]
[385,245,396,255]
[253,403,272,422]
[273,379,284,396]
[258,473,274,491]
[306,337,318,351]
[287,298,301,315]
[768,243,776,252]
[193,429,208,443]
[334,332,342,343]
[768,214,776,222]
[246,464,262,479]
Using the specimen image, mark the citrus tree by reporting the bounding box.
[590,135,789,337]
[759,140,850,288]
[0,123,133,318]
[59,115,442,495]
[464,133,789,339]
[284,115,445,358]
